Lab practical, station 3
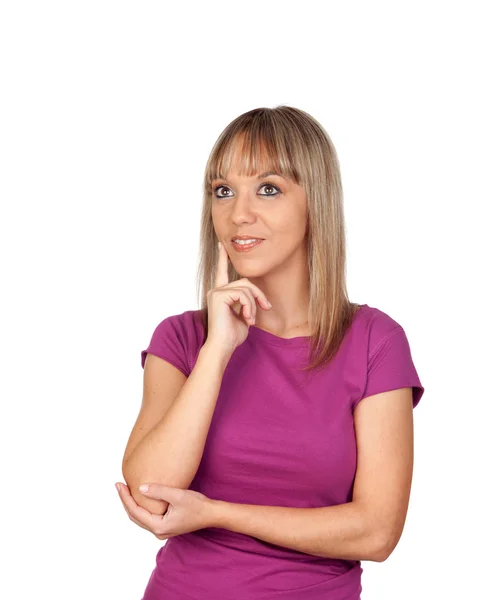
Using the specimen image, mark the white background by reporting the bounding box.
[1,1,477,598]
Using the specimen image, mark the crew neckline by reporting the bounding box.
[247,304,369,347]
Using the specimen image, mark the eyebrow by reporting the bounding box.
[212,171,284,183]
[257,171,283,179]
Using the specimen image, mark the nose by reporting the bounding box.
[230,190,257,225]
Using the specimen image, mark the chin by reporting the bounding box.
[234,264,268,278]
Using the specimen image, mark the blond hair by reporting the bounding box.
[195,105,361,372]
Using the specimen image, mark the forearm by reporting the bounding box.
[211,499,384,562]
[123,342,230,515]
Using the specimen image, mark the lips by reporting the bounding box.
[231,239,264,252]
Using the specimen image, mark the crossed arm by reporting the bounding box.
[210,387,415,563]
[123,387,414,563]
[210,497,382,561]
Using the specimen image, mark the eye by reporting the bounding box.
[213,185,233,199]
[212,182,281,199]
[258,183,281,196]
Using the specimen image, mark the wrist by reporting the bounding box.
[200,342,232,370]
[207,498,229,528]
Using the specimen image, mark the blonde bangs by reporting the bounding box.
[204,121,301,189]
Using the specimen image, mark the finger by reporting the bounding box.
[124,507,150,531]
[226,288,256,321]
[234,286,256,322]
[234,278,272,311]
[118,484,155,527]
[244,287,257,321]
[214,241,229,289]
[118,494,150,529]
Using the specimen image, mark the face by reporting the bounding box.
[211,145,309,279]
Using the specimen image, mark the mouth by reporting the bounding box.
[231,238,264,252]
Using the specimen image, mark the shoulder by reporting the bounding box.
[353,303,405,354]
[350,304,424,409]
[164,308,205,337]
[141,308,206,373]
[156,308,207,352]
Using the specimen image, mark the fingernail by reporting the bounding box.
[139,484,149,492]
[267,301,272,307]
[115,483,120,492]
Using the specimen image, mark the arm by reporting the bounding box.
[211,499,381,562]
[122,341,231,515]
[209,387,415,563]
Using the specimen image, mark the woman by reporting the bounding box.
[116,105,425,599]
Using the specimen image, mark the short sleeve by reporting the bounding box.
[353,325,425,411]
[140,315,191,377]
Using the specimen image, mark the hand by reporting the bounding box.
[115,481,216,540]
[207,241,272,354]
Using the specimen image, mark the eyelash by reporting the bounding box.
[212,182,281,199]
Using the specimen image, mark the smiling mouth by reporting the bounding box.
[231,239,264,251]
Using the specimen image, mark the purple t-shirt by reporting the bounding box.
[139,303,424,600]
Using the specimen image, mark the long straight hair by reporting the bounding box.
[195,105,361,372]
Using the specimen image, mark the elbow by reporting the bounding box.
[371,543,390,563]
[358,501,406,562]
[121,458,136,494]
[121,460,170,517]
[121,460,145,507]
[370,530,399,563]
[351,504,384,562]
[361,510,397,563]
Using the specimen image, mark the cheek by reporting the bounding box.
[271,213,306,239]
[211,211,223,232]
[211,206,228,226]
